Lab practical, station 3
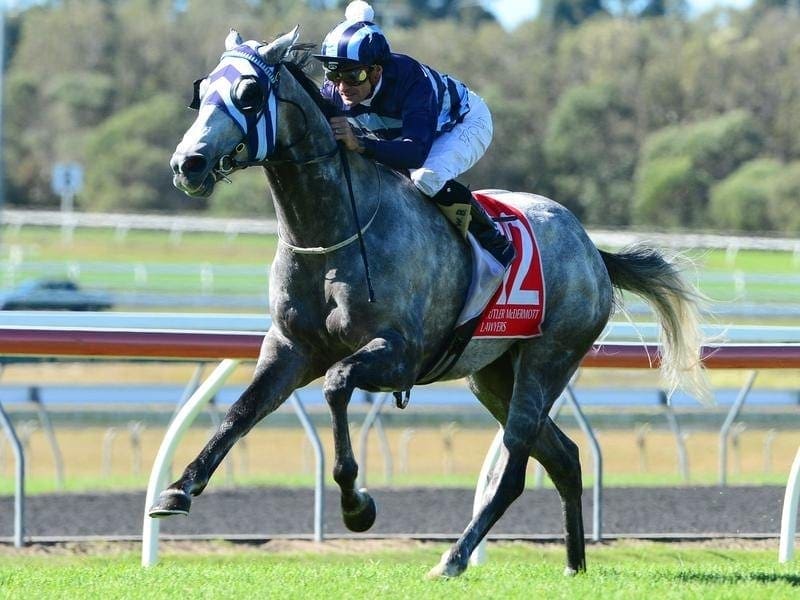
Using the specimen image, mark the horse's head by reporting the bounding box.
[170,28,301,198]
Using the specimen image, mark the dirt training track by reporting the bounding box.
[0,486,789,540]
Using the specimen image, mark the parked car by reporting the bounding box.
[0,279,114,311]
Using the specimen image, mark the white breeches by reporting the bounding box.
[410,91,493,197]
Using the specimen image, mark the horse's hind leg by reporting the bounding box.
[149,331,312,517]
[430,349,564,578]
[531,418,586,574]
[323,332,416,532]
[429,409,532,576]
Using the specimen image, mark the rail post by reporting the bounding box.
[356,392,390,490]
[659,391,689,482]
[470,427,504,566]
[0,400,24,547]
[288,392,326,542]
[564,385,603,542]
[779,446,800,563]
[142,359,240,567]
[719,370,758,485]
[28,387,64,489]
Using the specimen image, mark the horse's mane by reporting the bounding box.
[282,51,339,119]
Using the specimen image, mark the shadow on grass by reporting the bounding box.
[674,571,800,586]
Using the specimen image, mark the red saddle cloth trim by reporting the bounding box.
[473,192,546,339]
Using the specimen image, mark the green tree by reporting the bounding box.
[4,0,117,207]
[83,94,196,213]
[544,83,637,225]
[540,0,609,27]
[643,110,763,180]
[708,159,781,231]
[208,169,275,218]
[632,156,707,227]
[638,0,689,18]
[4,0,799,229]
[749,0,800,16]
[634,111,763,227]
[768,162,800,234]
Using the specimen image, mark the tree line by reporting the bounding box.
[3,0,799,233]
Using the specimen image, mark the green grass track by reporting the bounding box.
[0,540,797,599]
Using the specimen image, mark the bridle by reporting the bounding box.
[211,59,340,177]
[195,46,378,301]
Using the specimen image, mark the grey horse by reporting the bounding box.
[152,28,708,578]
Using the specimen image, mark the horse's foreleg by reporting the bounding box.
[323,332,415,532]
[531,418,586,575]
[149,331,312,517]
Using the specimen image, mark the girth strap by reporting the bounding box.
[415,314,483,385]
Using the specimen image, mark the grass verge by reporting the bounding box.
[0,540,797,599]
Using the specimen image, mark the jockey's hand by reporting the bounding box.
[330,116,364,153]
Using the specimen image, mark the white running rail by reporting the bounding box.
[4,209,800,254]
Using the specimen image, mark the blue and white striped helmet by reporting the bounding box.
[313,1,390,70]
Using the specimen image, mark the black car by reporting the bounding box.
[0,279,114,311]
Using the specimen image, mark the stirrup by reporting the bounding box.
[393,389,410,409]
[492,240,516,269]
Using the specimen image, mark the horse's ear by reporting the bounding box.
[225,29,244,51]
[258,26,300,63]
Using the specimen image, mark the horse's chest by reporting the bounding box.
[275,276,367,350]
[323,290,369,345]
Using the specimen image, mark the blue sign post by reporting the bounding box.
[51,162,84,242]
[51,162,84,209]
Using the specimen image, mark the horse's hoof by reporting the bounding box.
[563,562,585,576]
[148,489,191,518]
[342,489,376,532]
[426,550,467,579]
[426,559,466,579]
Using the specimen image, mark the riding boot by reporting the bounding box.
[430,180,473,239]
[431,180,515,269]
[467,193,516,269]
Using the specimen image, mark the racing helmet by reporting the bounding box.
[313,1,390,71]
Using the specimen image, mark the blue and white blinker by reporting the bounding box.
[192,41,279,163]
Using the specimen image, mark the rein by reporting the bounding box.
[337,151,376,302]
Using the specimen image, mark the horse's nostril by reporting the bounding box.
[180,155,207,175]
[169,155,182,175]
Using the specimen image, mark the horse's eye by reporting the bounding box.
[232,76,266,113]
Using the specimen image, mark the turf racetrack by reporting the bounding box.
[0,485,789,540]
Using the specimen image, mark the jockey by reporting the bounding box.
[313,1,515,271]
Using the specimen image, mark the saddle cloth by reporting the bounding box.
[471,191,545,339]
[415,190,545,387]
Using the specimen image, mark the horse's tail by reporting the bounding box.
[599,246,712,404]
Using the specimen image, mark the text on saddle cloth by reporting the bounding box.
[473,192,546,339]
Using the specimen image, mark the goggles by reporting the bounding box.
[324,67,371,85]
